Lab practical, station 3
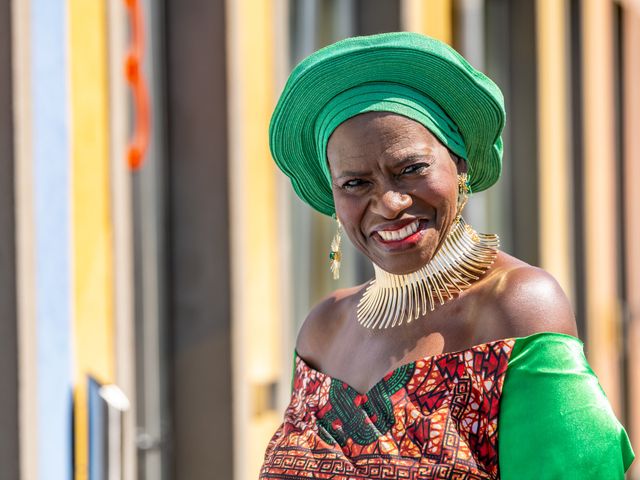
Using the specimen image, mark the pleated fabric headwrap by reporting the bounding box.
[270,32,506,216]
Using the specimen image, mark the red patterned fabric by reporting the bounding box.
[260,339,515,480]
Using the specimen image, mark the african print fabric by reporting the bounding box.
[260,339,515,480]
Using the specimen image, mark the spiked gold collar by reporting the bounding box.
[356,217,499,329]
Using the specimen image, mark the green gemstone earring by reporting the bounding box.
[329,215,342,280]
[456,172,470,219]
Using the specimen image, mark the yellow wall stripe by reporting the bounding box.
[401,0,453,44]
[535,0,574,301]
[68,0,115,477]
[581,0,620,412]
[227,0,282,478]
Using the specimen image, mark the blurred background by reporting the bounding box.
[0,0,639,479]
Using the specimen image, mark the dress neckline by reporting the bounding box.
[294,331,581,396]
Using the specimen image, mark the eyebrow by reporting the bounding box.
[396,153,436,165]
[333,154,435,179]
[334,170,370,179]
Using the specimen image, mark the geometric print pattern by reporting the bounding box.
[260,339,515,479]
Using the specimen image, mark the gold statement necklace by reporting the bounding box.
[356,217,499,329]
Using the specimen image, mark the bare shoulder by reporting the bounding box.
[295,284,364,361]
[481,251,578,338]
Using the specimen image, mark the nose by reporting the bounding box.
[371,188,412,218]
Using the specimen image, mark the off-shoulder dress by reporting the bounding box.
[260,332,634,479]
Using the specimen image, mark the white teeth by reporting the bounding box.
[378,220,420,241]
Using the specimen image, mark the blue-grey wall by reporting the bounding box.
[32,0,74,477]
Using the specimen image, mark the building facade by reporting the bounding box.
[1,0,638,479]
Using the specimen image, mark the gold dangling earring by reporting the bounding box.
[329,215,342,280]
[456,172,470,219]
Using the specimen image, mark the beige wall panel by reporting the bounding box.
[272,0,295,417]
[535,0,574,302]
[107,1,136,478]
[11,0,38,477]
[623,6,640,476]
[581,0,620,412]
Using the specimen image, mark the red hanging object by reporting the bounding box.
[124,0,150,170]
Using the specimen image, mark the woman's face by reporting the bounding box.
[327,112,466,275]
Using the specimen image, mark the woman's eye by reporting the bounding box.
[342,179,367,189]
[401,163,429,175]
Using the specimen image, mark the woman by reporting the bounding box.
[261,32,634,479]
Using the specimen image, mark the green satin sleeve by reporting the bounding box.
[498,332,634,479]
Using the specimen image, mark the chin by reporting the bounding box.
[371,251,435,275]
[367,236,439,275]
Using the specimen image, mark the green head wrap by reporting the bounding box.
[270,32,506,216]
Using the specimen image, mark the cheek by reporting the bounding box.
[333,194,367,241]
[415,174,457,206]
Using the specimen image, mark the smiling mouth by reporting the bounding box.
[375,219,424,242]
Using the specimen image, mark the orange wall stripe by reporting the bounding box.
[124,0,151,170]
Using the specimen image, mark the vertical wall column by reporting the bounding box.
[132,0,170,478]
[623,5,640,470]
[0,0,20,477]
[33,0,75,477]
[12,0,37,476]
[535,0,574,301]
[581,0,621,413]
[68,0,116,477]
[401,0,453,43]
[455,0,495,235]
[165,0,233,477]
[108,1,137,479]
[484,0,513,253]
[12,0,75,477]
[227,0,286,477]
[505,0,540,265]
[272,0,294,418]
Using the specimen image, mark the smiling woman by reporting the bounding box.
[328,113,499,329]
[260,32,634,479]
[328,112,465,274]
